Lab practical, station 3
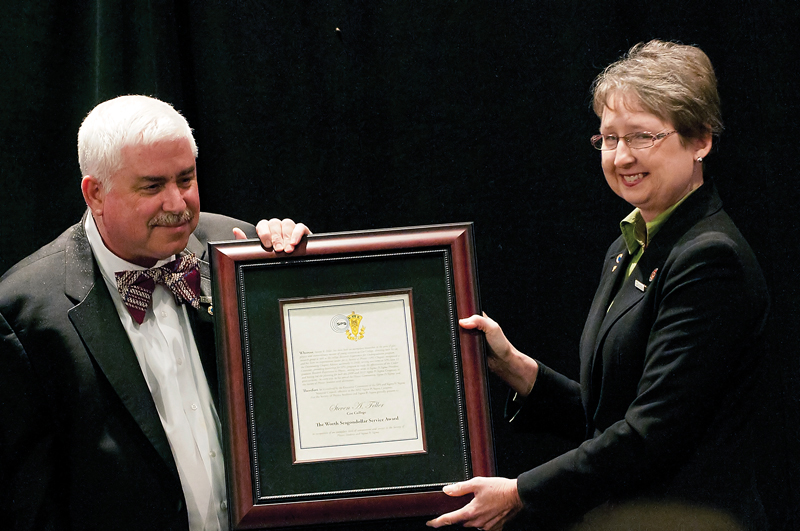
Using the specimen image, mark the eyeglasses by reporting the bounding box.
[590,130,677,151]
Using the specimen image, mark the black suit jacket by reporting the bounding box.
[0,212,256,531]
[509,182,770,530]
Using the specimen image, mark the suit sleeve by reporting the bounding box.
[505,361,585,443]
[193,212,257,243]
[515,234,768,528]
[0,311,63,530]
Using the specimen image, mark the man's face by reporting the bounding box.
[91,138,200,267]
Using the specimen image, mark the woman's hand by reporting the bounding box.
[460,313,538,396]
[459,313,514,365]
[426,477,523,531]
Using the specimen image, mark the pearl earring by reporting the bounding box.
[696,157,703,163]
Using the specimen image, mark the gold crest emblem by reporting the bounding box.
[346,311,366,341]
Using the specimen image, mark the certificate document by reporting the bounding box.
[280,290,426,463]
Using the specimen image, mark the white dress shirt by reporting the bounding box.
[85,215,229,531]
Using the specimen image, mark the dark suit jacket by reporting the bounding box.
[508,181,770,530]
[0,212,256,531]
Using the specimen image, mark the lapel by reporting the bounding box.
[63,214,221,478]
[579,240,629,398]
[65,217,179,478]
[183,232,220,404]
[581,180,723,386]
[581,243,628,355]
[592,260,647,355]
[184,230,213,300]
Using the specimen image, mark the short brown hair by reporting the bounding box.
[592,40,723,141]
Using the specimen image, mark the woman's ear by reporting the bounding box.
[692,131,713,160]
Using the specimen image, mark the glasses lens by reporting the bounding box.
[591,135,616,150]
[628,133,655,149]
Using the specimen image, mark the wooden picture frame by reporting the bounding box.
[209,223,494,529]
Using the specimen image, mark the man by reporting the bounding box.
[0,95,309,530]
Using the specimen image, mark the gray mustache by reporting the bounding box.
[149,210,194,227]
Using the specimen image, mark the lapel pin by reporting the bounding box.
[612,265,618,272]
[199,296,214,315]
[649,268,658,282]
[615,253,623,263]
[635,279,646,292]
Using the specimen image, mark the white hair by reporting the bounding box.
[77,95,198,188]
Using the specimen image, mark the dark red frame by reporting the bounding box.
[209,223,494,529]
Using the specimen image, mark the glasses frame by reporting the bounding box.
[590,130,677,151]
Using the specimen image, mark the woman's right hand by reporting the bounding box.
[459,313,514,364]
[459,313,539,396]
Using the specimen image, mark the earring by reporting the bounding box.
[696,157,703,163]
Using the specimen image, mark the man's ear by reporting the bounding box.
[81,175,105,216]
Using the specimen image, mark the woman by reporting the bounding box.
[428,40,769,530]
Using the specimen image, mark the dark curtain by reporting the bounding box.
[1,1,798,529]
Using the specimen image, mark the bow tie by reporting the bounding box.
[115,253,201,324]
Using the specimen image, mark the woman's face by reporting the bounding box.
[599,95,712,221]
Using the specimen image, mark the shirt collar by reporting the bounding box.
[619,185,700,256]
[84,214,176,289]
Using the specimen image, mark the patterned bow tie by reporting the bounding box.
[115,253,201,324]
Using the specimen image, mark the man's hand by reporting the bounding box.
[233,218,311,252]
[426,477,523,531]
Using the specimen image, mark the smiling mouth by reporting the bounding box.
[622,173,647,185]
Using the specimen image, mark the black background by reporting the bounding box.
[1,1,797,529]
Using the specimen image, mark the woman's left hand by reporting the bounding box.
[426,477,523,531]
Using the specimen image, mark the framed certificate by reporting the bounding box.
[209,223,494,529]
[280,289,427,464]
